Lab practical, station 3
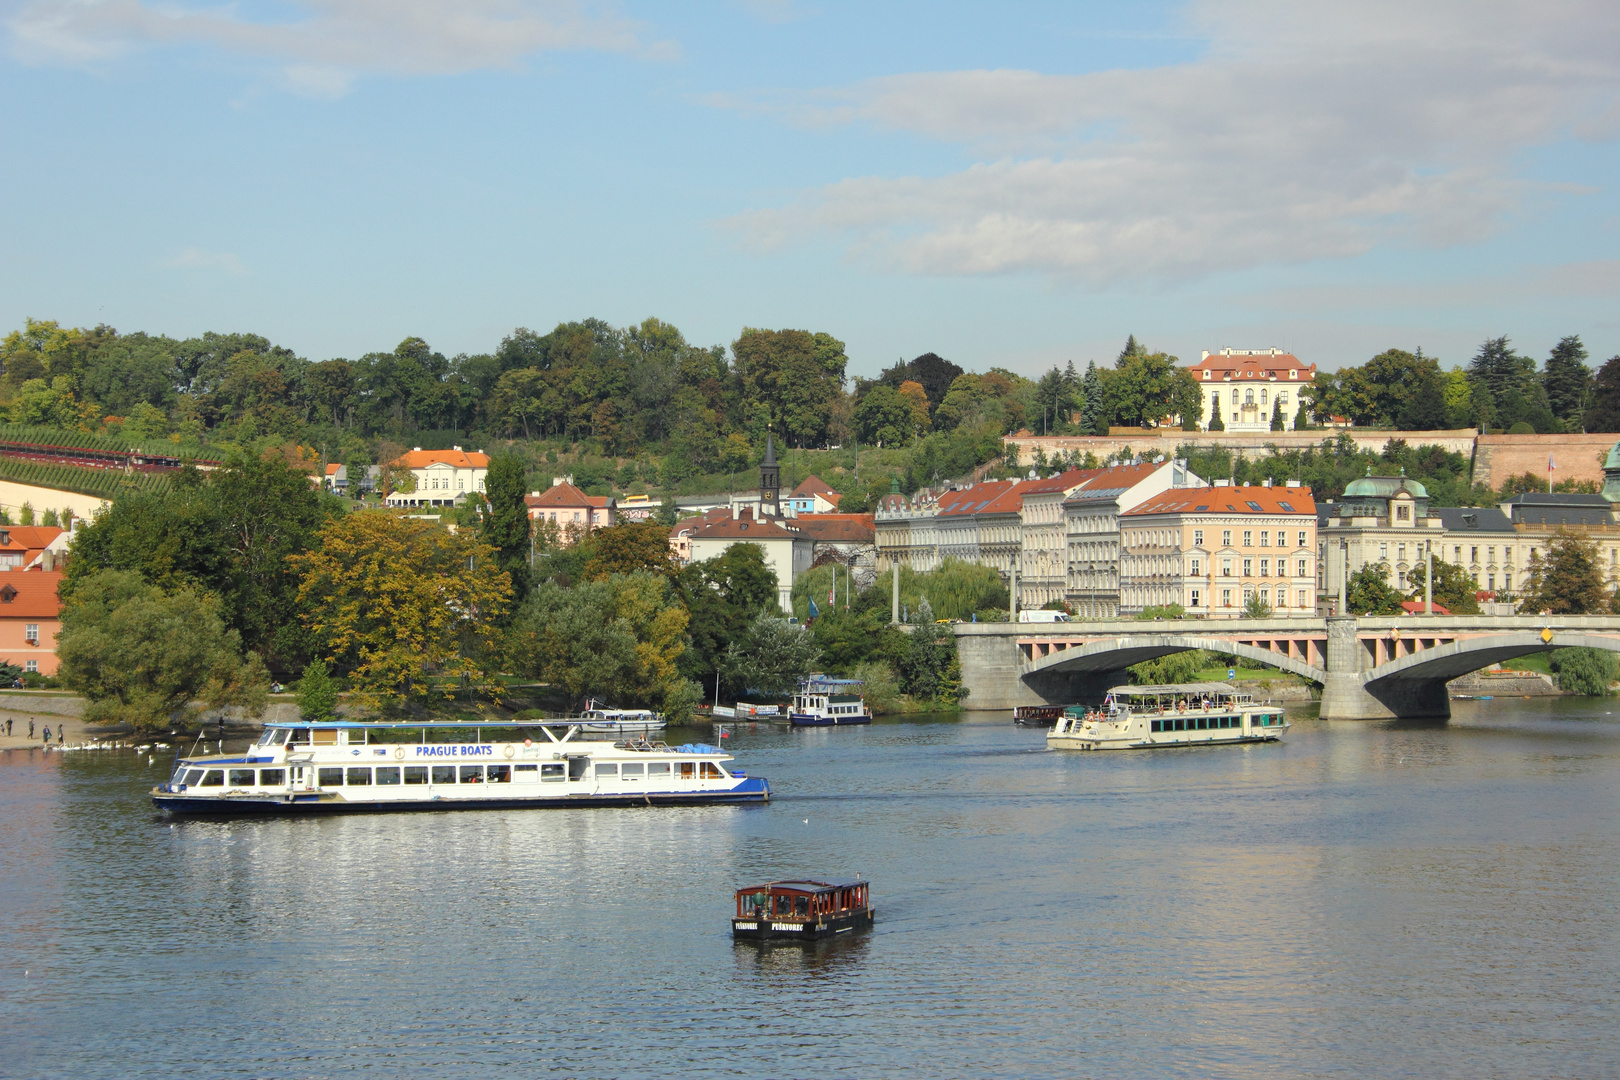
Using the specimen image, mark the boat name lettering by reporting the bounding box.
[412,745,495,757]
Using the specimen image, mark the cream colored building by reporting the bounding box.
[1122,481,1317,618]
[686,509,814,614]
[384,447,490,508]
[1064,460,1204,619]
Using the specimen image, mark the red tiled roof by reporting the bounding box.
[391,449,490,469]
[938,481,1014,517]
[688,509,804,541]
[1401,600,1451,615]
[791,474,838,498]
[1126,485,1316,516]
[790,514,875,543]
[1062,463,1164,504]
[0,526,62,553]
[1188,350,1315,382]
[0,570,62,619]
[526,482,598,509]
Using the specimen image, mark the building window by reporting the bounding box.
[1396,504,1410,521]
[1488,574,1496,591]
[1380,543,1388,560]
[1259,530,1269,546]
[1276,589,1286,608]
[1221,589,1232,607]
[1260,389,1268,405]
[1488,546,1495,563]
[1242,558,1252,576]
[1243,588,1254,604]
[25,659,36,673]
[1289,370,1297,379]
[25,623,37,644]
[1298,531,1307,548]
[1259,558,1269,576]
[1245,389,1254,405]
[1190,589,1201,607]
[1222,530,1232,547]
[1190,559,1201,576]
[1298,559,1308,577]
[1471,546,1479,563]
[1194,529,1203,547]
[1231,389,1239,405]
[1222,559,1232,576]
[1398,544,1406,562]
[1242,531,1252,547]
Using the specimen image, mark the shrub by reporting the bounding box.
[1548,648,1618,696]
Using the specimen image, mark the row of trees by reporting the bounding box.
[1305,335,1618,434]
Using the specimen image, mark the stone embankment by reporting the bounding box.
[1445,671,1564,697]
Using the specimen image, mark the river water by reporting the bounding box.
[2,699,1618,1079]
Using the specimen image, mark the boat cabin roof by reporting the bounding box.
[735,878,866,897]
[1108,682,1249,698]
[265,719,576,729]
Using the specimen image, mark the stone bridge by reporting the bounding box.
[952,615,1620,719]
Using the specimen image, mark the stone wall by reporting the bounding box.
[1470,433,1615,491]
[1005,429,1479,467]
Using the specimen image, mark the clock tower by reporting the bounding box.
[759,432,780,517]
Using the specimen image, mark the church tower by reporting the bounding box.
[759,432,780,517]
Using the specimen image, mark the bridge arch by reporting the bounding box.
[1366,631,1620,686]
[1023,635,1327,685]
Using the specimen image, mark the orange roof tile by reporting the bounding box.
[790,514,875,543]
[1127,485,1316,517]
[392,449,490,469]
[0,570,62,619]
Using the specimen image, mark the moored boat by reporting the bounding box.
[1012,704,1065,726]
[789,675,872,727]
[152,719,768,815]
[575,701,666,738]
[1047,682,1290,751]
[732,879,874,941]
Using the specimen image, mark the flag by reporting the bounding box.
[1549,454,1556,471]
[807,598,819,619]
[829,587,836,606]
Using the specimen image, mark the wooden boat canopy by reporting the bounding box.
[735,879,869,919]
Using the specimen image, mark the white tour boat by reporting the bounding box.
[789,675,872,727]
[1047,683,1290,751]
[151,719,769,815]
[575,701,666,738]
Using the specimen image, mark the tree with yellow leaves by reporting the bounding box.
[290,512,512,706]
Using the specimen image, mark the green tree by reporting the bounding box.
[1403,557,1480,613]
[725,611,822,696]
[1548,647,1618,696]
[1135,604,1185,621]
[57,570,268,732]
[477,455,532,603]
[1583,355,1620,433]
[1243,592,1273,618]
[896,621,966,703]
[296,658,339,720]
[733,328,847,447]
[1270,399,1285,431]
[1542,335,1591,430]
[290,512,513,705]
[854,383,914,446]
[1519,531,1607,615]
[1347,561,1405,615]
[679,543,778,695]
[1129,649,1206,685]
[581,522,677,580]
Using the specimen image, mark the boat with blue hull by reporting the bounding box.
[789,675,872,727]
[152,720,769,815]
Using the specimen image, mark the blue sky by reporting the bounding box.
[3,0,1618,379]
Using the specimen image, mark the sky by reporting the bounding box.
[3,0,1619,381]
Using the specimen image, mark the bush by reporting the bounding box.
[1507,421,1536,435]
[897,622,966,703]
[297,659,339,720]
[1548,648,1618,696]
[849,659,902,715]
[1129,649,1207,685]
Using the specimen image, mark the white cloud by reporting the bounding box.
[162,247,247,275]
[8,0,655,92]
[722,0,1620,284]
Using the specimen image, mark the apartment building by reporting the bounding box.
[1064,460,1203,619]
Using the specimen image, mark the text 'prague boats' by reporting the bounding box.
[152,720,769,815]
[1047,683,1290,751]
[732,879,874,941]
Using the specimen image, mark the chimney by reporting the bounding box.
[530,490,540,498]
[1285,479,1301,488]
[1214,479,1229,487]
[1201,350,1209,361]
[732,504,740,519]
[1263,478,1273,487]
[412,446,421,452]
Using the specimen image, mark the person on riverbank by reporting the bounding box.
[57,724,65,743]
[4,719,9,736]
[28,719,34,738]
[42,725,51,745]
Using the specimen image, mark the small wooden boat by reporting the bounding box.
[732,879,874,941]
[1012,704,1064,726]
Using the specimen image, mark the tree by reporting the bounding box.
[679,543,778,694]
[854,384,914,446]
[296,659,339,720]
[1208,404,1225,431]
[897,380,931,435]
[1079,361,1103,435]
[1404,557,1481,614]
[478,455,532,603]
[1519,530,1606,615]
[1397,372,1450,430]
[1347,562,1405,615]
[582,522,677,580]
[290,513,513,705]
[901,352,963,424]
[896,621,966,703]
[733,328,847,447]
[1543,335,1592,430]
[1129,649,1206,685]
[725,611,822,696]
[1548,648,1618,696]
[1270,399,1285,431]
[1583,355,1620,432]
[508,572,696,717]
[57,570,267,732]
[1469,337,1535,402]
[1135,604,1185,621]
[1243,592,1273,618]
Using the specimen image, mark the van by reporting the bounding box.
[1017,610,1070,623]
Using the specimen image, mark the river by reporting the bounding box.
[1,698,1617,1079]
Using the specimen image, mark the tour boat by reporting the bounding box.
[576,701,666,738]
[732,879,874,941]
[1047,683,1290,751]
[151,719,769,815]
[789,675,872,727]
[1012,704,1064,726]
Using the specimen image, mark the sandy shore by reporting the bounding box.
[0,694,298,752]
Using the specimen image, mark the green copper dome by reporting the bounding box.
[1342,474,1428,500]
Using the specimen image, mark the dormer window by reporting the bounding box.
[1289,370,1297,379]
[0,584,15,603]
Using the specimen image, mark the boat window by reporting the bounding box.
[514,764,539,783]
[795,896,810,917]
[541,763,565,782]
[318,767,344,787]
[375,767,401,786]
[621,762,644,778]
[287,728,310,745]
[647,762,670,777]
[312,729,338,746]
[343,729,367,746]
[367,726,425,745]
[228,769,254,786]
[260,769,286,786]
[487,765,511,784]
[459,765,484,784]
[700,762,725,779]
[431,765,456,784]
[568,757,589,780]
[595,763,618,777]
[404,766,429,785]
[200,770,224,787]
[1150,720,1161,733]
[679,762,695,780]
[346,767,371,786]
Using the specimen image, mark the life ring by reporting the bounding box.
[503,745,514,759]
[393,747,404,760]
[523,738,532,747]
